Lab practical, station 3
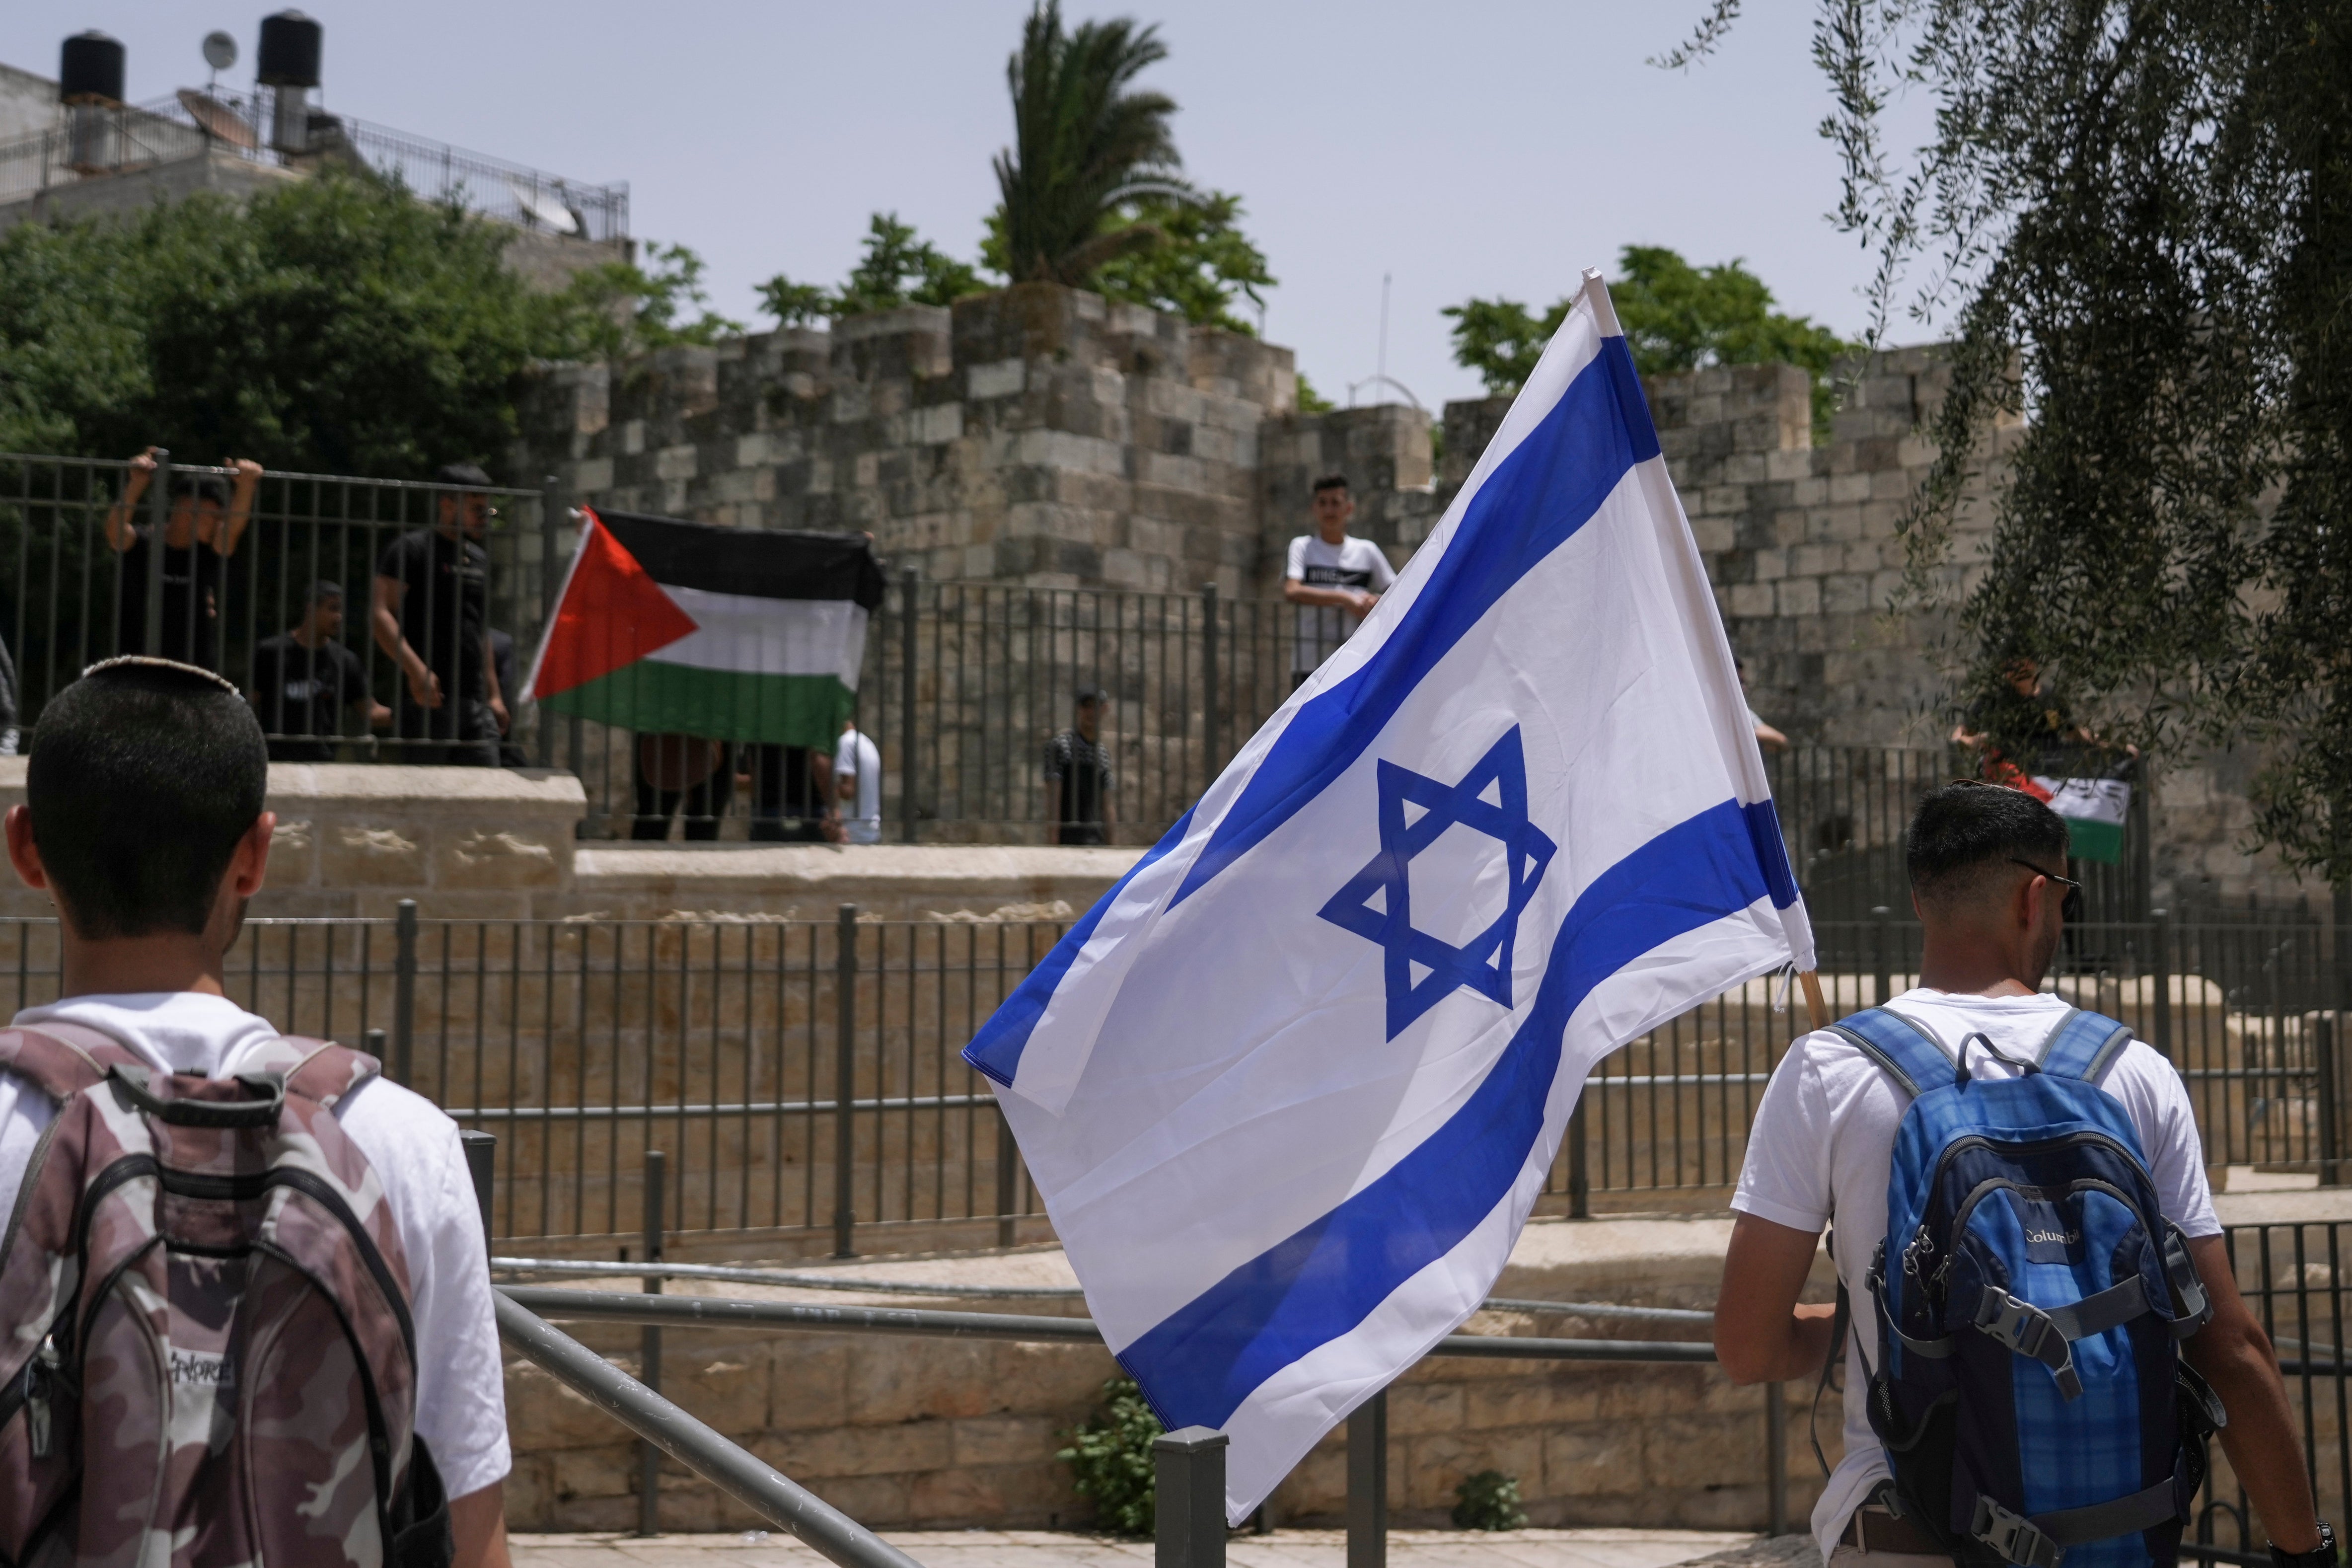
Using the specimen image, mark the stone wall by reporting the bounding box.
[504,1215,1838,1535]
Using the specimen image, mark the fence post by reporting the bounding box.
[898,569,919,845]
[1346,1388,1387,1568]
[833,904,859,1258]
[2151,908,2174,1059]
[392,899,418,1087]
[638,1149,665,1536]
[2318,1017,2342,1188]
[1154,1426,1228,1568]
[537,476,562,769]
[1567,1098,1590,1220]
[1200,582,1220,778]
[144,448,169,658]
[994,1100,1020,1249]
[459,1130,494,1258]
[1871,905,1893,1007]
[1764,1382,1788,1535]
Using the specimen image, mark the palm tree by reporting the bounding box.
[992,1,1193,287]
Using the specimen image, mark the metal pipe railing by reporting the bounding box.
[494,1291,923,1568]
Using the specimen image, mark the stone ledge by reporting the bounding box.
[573,843,1142,921]
[0,759,588,815]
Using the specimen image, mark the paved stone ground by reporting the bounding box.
[509,1528,1760,1568]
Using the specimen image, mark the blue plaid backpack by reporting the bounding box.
[1833,1005,2225,1568]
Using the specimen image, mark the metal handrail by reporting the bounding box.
[494,1291,922,1568]
[497,1286,1718,1362]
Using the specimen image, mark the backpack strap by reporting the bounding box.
[1825,1008,1958,1098]
[2033,1007,2134,1082]
[0,1020,147,1103]
[225,1035,382,1109]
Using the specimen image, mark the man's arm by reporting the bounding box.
[1281,577,1375,614]
[482,631,507,732]
[1714,1211,1839,1383]
[372,575,441,709]
[2181,1234,2322,1552]
[103,448,157,551]
[449,1481,511,1568]
[217,458,263,557]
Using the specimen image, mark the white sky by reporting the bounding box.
[1,2,1914,411]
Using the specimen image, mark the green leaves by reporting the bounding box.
[756,214,990,326]
[993,0,1190,289]
[1089,191,1273,334]
[0,171,545,475]
[1444,247,1855,439]
[1055,1377,1164,1536]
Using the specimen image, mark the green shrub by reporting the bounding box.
[1451,1470,1527,1531]
[1057,1378,1165,1536]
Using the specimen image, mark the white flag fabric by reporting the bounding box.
[963,270,1816,1522]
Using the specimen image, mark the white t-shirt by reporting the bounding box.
[1731,988,2219,1561]
[1285,534,1396,674]
[834,727,882,845]
[0,993,512,1500]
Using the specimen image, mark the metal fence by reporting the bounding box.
[0,451,553,760]
[0,89,627,241]
[0,909,2339,1253]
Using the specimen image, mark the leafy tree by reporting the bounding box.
[757,213,989,326]
[1443,246,1855,437]
[0,170,551,474]
[980,189,1273,332]
[1660,3,2352,884]
[541,240,744,361]
[1056,1378,1164,1536]
[992,0,1192,288]
[1296,373,1334,414]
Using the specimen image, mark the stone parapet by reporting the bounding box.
[571,843,1140,923]
[502,1213,1837,1535]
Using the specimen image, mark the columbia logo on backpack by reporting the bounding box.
[1834,1004,2225,1568]
[0,1021,452,1568]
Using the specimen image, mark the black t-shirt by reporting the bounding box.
[117,532,224,669]
[376,527,488,700]
[249,634,368,738]
[1045,730,1114,827]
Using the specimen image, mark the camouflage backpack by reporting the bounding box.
[0,1021,452,1568]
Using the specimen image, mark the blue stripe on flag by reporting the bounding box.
[1170,338,1660,909]
[1742,799,1801,910]
[963,809,1195,1088]
[1115,796,1773,1430]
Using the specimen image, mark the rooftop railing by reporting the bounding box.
[0,88,627,241]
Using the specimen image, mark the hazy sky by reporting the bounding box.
[1,2,1908,410]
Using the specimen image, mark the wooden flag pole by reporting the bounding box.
[1798,971,1830,1033]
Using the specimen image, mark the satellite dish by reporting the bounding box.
[202,30,237,72]
[508,181,582,235]
[178,88,258,148]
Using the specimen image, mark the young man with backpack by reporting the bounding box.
[1719,781,2326,1568]
[0,657,510,1567]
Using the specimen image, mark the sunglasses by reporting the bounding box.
[2009,858,2085,922]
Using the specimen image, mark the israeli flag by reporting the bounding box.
[964,269,1815,1521]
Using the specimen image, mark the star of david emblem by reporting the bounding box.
[1317,726,1557,1040]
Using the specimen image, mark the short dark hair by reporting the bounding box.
[27,658,268,938]
[435,462,492,488]
[168,472,231,508]
[1312,473,1350,495]
[308,579,344,606]
[1906,781,2070,908]
[1074,683,1105,706]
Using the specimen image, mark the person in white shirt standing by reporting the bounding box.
[1283,473,1396,689]
[1716,781,2323,1568]
[0,656,512,1568]
[834,717,882,845]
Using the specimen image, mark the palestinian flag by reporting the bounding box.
[1997,753,2134,865]
[523,508,884,747]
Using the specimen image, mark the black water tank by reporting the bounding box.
[58,30,124,104]
[257,11,322,89]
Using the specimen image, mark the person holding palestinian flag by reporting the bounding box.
[524,508,885,840]
[1951,655,2139,865]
